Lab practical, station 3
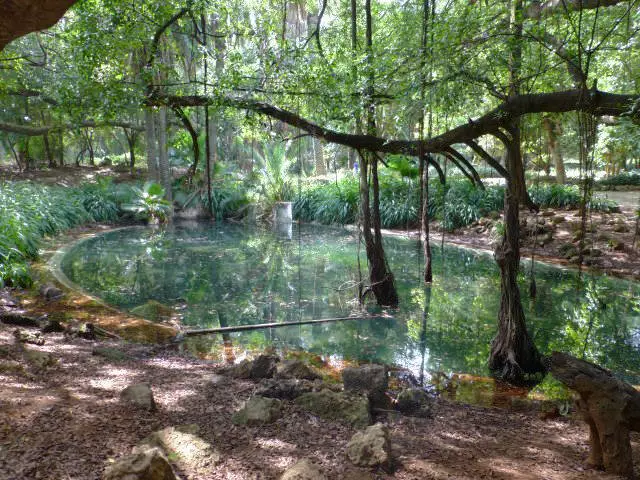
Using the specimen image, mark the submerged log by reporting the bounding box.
[548,351,640,478]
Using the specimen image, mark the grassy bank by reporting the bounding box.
[0,179,131,287]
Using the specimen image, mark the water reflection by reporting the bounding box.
[61,222,640,384]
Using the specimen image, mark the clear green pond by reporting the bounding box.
[61,222,640,384]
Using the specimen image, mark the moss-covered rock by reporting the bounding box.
[295,389,370,428]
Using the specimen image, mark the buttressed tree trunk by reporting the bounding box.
[489,125,545,385]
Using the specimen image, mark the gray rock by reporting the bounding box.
[280,459,327,480]
[231,354,279,380]
[395,388,432,417]
[0,290,18,307]
[121,383,157,411]
[295,389,371,428]
[255,378,314,400]
[13,328,45,345]
[23,349,56,369]
[136,424,221,470]
[39,317,66,333]
[39,283,63,301]
[0,312,39,327]
[343,364,388,409]
[232,395,282,426]
[346,423,393,471]
[103,447,176,480]
[276,360,321,381]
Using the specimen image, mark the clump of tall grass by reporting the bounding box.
[0,179,130,287]
[293,174,620,231]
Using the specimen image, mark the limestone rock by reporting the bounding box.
[13,328,45,345]
[39,317,66,333]
[295,389,371,428]
[232,396,282,426]
[136,424,221,470]
[276,360,321,381]
[103,447,176,480]
[343,364,388,409]
[23,349,56,369]
[121,383,157,411]
[346,423,393,471]
[231,354,279,380]
[280,459,327,480]
[395,388,432,417]
[255,378,314,400]
[39,283,63,301]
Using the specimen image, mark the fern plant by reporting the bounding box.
[123,182,172,223]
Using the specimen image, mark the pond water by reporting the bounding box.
[60,222,640,387]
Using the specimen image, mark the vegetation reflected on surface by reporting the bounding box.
[62,223,640,384]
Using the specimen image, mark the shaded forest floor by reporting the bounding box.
[2,319,640,480]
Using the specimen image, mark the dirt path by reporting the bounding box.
[1,321,638,480]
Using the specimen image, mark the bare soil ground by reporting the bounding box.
[438,205,640,282]
[2,320,639,480]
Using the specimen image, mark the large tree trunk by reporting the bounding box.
[549,352,640,478]
[145,108,159,181]
[489,126,544,385]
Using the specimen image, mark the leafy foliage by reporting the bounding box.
[598,170,640,187]
[0,180,129,287]
[294,175,620,230]
[123,182,171,223]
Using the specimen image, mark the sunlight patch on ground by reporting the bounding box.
[255,437,297,453]
[155,387,199,409]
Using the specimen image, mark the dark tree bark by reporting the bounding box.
[43,133,55,168]
[549,351,640,478]
[542,116,566,184]
[356,0,398,307]
[489,125,545,385]
[123,127,138,175]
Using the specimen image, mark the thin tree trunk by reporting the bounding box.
[43,133,55,168]
[359,0,398,306]
[157,106,172,201]
[542,117,566,184]
[124,127,137,175]
[58,131,64,166]
[202,13,213,217]
[145,108,159,181]
[314,137,325,175]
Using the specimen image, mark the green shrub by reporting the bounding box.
[0,180,129,287]
[123,182,172,223]
[598,170,640,187]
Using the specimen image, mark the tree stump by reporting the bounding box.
[548,351,640,478]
